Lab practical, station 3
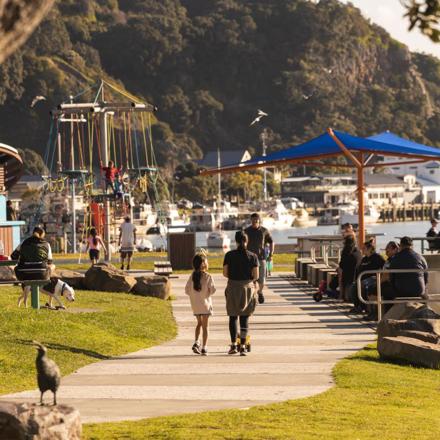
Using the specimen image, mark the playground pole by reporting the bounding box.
[69,95,77,254]
[100,111,112,261]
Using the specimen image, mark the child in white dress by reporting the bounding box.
[185,254,216,355]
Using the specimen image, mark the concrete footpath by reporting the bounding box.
[3,274,375,423]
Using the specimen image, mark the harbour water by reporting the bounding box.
[147,220,432,254]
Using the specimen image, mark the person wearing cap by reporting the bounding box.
[119,216,137,271]
[426,218,440,251]
[12,226,53,281]
[389,236,428,298]
[244,213,274,304]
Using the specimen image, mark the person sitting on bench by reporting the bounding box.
[426,218,440,251]
[12,226,53,281]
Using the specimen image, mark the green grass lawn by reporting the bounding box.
[83,345,440,439]
[56,253,296,273]
[0,286,177,395]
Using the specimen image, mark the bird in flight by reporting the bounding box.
[250,109,268,126]
[30,95,46,108]
[302,92,314,100]
[322,67,333,74]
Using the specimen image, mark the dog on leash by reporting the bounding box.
[18,278,75,309]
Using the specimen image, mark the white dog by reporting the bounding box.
[18,278,75,309]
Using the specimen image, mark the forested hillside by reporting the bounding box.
[1,0,440,195]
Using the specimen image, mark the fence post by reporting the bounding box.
[376,273,382,322]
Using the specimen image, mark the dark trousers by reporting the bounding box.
[229,316,249,344]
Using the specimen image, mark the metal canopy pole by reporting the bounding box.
[100,111,112,262]
[357,158,366,246]
[69,96,77,253]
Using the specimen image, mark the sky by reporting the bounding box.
[338,0,440,59]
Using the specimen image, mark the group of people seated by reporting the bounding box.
[336,223,428,320]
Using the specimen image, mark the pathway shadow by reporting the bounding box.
[13,338,110,360]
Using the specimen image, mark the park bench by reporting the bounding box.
[0,260,49,309]
[154,261,173,276]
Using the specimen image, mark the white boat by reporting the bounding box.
[261,200,295,229]
[340,205,380,225]
[293,208,318,227]
[207,231,231,250]
[317,203,353,225]
[187,211,218,232]
[163,203,187,233]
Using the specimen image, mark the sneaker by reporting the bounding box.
[201,348,208,356]
[258,293,265,304]
[192,342,201,354]
[228,344,238,355]
[120,265,124,270]
[239,345,247,356]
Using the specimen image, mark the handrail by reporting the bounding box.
[355,268,440,322]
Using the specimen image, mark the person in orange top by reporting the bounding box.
[100,160,122,194]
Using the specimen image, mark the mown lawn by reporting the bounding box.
[83,345,440,439]
[56,252,296,273]
[0,286,177,395]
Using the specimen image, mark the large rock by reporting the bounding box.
[132,275,171,300]
[84,263,136,293]
[378,319,440,344]
[52,269,85,290]
[378,336,440,369]
[0,401,81,439]
[383,302,425,320]
[0,266,16,281]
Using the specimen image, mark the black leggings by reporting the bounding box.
[229,316,249,344]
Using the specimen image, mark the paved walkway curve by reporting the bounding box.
[3,274,375,423]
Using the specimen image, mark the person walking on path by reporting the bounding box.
[85,227,107,266]
[223,230,259,356]
[185,253,216,356]
[389,236,428,298]
[244,213,273,304]
[118,216,136,271]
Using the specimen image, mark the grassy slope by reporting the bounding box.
[83,346,440,440]
[0,287,177,395]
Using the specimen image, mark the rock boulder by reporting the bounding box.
[53,269,85,290]
[0,266,16,281]
[0,401,81,440]
[84,263,136,293]
[378,336,440,369]
[132,275,171,300]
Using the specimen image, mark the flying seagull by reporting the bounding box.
[302,92,314,100]
[250,109,268,126]
[30,95,46,108]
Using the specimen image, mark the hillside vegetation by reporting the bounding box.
[1,0,440,199]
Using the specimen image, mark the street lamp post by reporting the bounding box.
[260,129,268,202]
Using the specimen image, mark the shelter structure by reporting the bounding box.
[201,129,440,245]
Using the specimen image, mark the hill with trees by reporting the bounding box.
[1,0,440,201]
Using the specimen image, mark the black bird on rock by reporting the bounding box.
[33,341,61,405]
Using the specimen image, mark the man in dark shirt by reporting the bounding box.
[426,218,440,251]
[389,236,428,298]
[244,213,274,304]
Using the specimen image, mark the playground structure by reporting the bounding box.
[33,80,161,260]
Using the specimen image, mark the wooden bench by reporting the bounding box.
[0,260,48,309]
[154,261,173,276]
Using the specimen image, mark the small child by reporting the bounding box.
[85,227,107,265]
[265,243,273,277]
[184,253,216,356]
[100,160,122,194]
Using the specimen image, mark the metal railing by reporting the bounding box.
[356,269,440,322]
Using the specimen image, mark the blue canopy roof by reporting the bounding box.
[236,129,440,170]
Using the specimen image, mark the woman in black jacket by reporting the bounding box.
[338,235,362,301]
[350,240,385,313]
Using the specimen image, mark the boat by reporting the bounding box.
[207,231,231,250]
[163,203,187,232]
[187,211,218,232]
[293,208,318,227]
[339,205,380,225]
[318,203,356,226]
[261,200,295,229]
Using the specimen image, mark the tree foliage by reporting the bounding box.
[1,0,440,202]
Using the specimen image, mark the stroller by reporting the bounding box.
[313,275,339,302]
